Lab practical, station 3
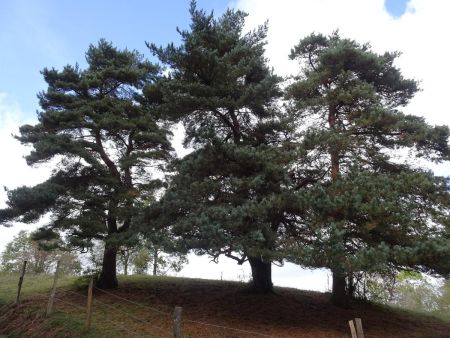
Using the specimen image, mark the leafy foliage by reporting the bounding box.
[362,270,450,317]
[0,40,173,287]
[0,230,81,275]
[117,237,188,276]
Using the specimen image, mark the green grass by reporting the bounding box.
[0,272,77,305]
[47,311,107,338]
[0,273,167,337]
[429,309,450,325]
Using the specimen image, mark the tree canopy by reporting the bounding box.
[0,230,81,275]
[145,2,295,293]
[0,40,173,288]
[0,3,449,307]
[286,32,450,306]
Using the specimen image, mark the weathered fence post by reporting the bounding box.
[86,278,94,330]
[15,260,27,305]
[349,318,364,338]
[173,306,182,338]
[349,319,357,338]
[46,260,61,316]
[355,318,364,338]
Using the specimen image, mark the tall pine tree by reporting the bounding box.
[0,40,173,288]
[287,32,450,306]
[146,2,293,293]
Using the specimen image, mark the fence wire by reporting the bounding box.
[94,286,172,317]
[93,295,170,336]
[2,275,282,338]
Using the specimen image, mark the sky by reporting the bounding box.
[1,0,449,291]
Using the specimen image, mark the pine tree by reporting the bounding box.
[146,1,292,293]
[0,40,173,288]
[287,32,450,306]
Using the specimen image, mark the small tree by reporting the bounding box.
[287,32,450,306]
[364,270,443,312]
[0,40,173,288]
[118,237,188,276]
[117,245,138,276]
[0,230,81,275]
[146,243,188,276]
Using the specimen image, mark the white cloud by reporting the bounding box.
[0,94,51,200]
[227,0,450,287]
[233,0,450,128]
[0,93,50,250]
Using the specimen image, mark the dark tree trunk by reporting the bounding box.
[97,242,118,289]
[153,248,158,276]
[328,104,349,307]
[331,269,349,308]
[248,256,273,294]
[347,272,354,298]
[124,260,128,276]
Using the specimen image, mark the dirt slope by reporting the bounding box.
[1,276,449,337]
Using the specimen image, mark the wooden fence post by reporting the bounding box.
[86,278,94,330]
[355,318,364,338]
[349,318,364,338]
[15,260,27,305]
[173,306,182,338]
[349,319,357,338]
[46,260,61,316]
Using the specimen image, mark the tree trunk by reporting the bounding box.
[328,104,349,307]
[153,248,158,276]
[331,269,349,308]
[97,242,118,289]
[347,271,354,297]
[328,105,340,182]
[248,256,273,294]
[124,259,128,276]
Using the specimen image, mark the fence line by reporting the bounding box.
[93,295,170,336]
[93,285,279,337]
[53,296,86,311]
[95,286,279,337]
[56,289,87,299]
[15,261,27,304]
[13,289,170,335]
[4,284,281,338]
[2,265,364,337]
[53,294,153,337]
[183,317,279,338]
[94,310,149,338]
[94,286,172,317]
[51,288,170,336]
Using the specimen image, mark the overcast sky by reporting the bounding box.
[1,0,448,291]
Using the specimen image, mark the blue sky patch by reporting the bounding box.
[385,0,410,18]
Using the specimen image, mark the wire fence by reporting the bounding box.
[0,261,284,338]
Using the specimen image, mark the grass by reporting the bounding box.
[1,273,450,337]
[0,272,77,305]
[433,309,450,324]
[0,272,122,337]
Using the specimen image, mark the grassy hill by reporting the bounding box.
[1,273,449,337]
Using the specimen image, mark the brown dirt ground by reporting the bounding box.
[1,278,449,337]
